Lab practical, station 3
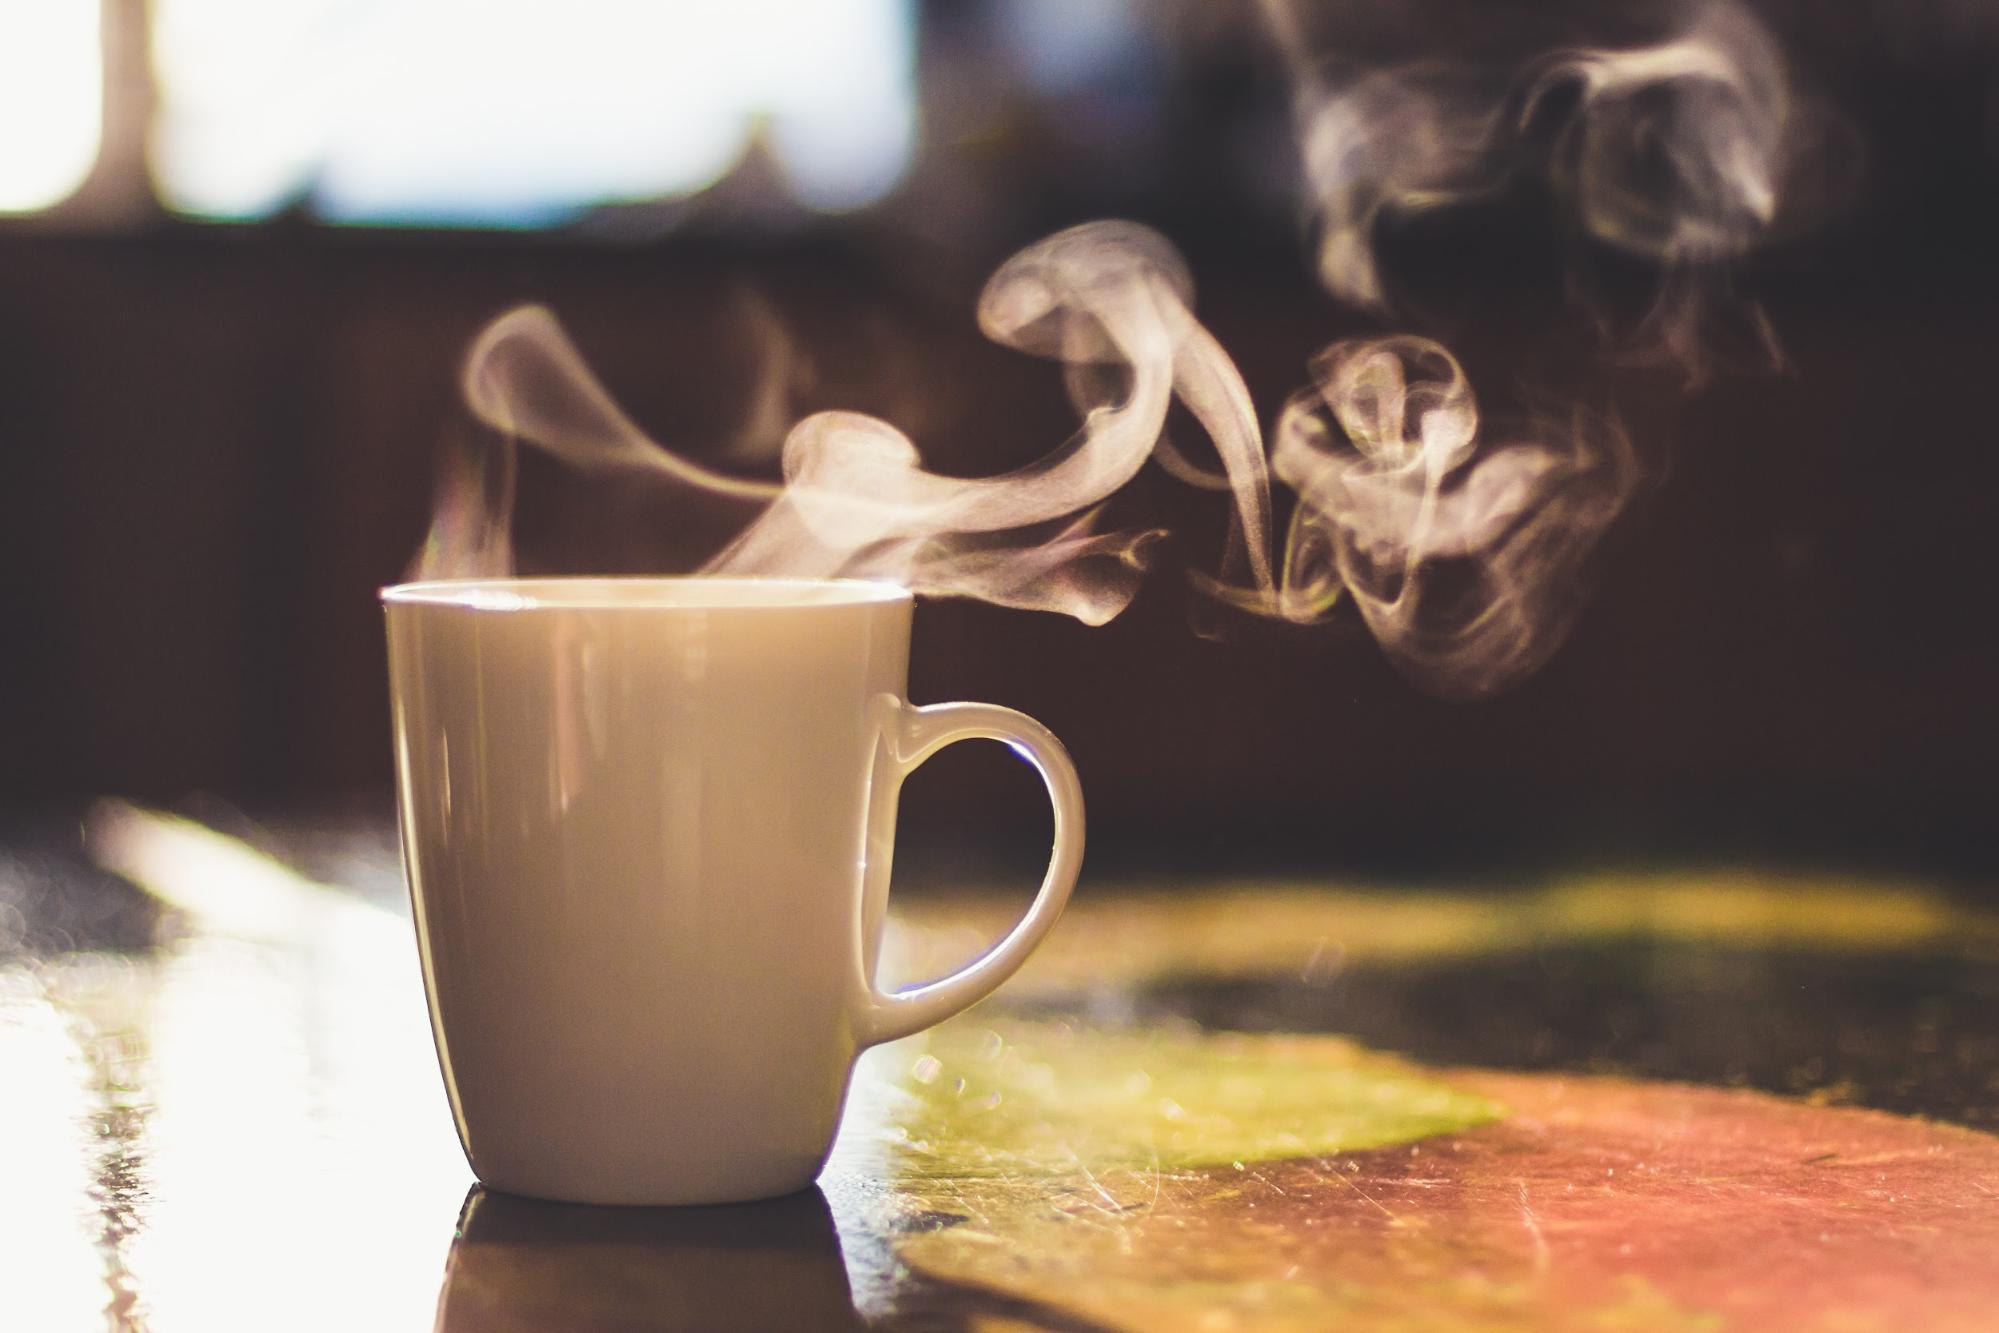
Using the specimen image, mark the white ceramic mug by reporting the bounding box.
[383,577,1081,1206]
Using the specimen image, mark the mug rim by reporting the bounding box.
[380,576,914,612]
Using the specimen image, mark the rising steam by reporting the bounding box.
[1268,0,1849,376]
[425,221,1271,626]
[413,4,1841,693]
[420,218,1639,696]
[1247,336,1637,697]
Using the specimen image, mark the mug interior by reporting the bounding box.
[381,577,912,611]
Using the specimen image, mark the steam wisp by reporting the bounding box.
[421,217,1639,695]
[415,0,1864,693]
[1269,0,1848,376]
[1250,336,1636,697]
[426,221,1272,626]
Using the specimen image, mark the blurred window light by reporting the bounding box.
[0,1,104,214]
[149,0,916,228]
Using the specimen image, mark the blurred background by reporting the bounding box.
[1,0,1994,885]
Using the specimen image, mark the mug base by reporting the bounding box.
[476,1178,822,1208]
[470,1159,828,1208]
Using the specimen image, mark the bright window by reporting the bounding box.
[0,1,104,214]
[149,0,917,228]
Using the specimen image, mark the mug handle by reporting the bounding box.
[853,700,1084,1048]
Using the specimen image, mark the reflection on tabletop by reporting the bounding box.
[2,804,1998,1331]
[436,1187,861,1333]
[2,809,467,1332]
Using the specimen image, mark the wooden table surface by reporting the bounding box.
[4,805,1997,1331]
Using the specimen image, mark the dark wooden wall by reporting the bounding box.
[1,220,1993,879]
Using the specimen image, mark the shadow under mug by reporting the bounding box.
[384,577,1082,1205]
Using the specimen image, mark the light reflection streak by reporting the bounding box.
[16,805,475,1332]
[0,969,105,1333]
[111,933,465,1331]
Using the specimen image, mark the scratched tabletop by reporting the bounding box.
[4,805,1997,1331]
